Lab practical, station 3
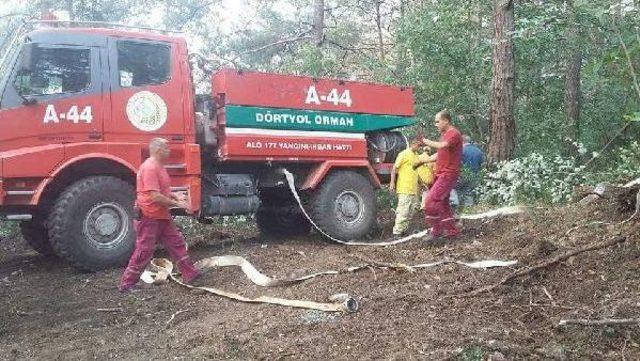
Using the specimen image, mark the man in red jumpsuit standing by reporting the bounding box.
[418,111,463,240]
[119,138,201,292]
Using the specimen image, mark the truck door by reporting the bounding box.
[0,41,104,151]
[105,38,185,144]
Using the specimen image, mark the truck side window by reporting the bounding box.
[14,47,91,96]
[117,41,170,88]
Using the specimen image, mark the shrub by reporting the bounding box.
[478,153,586,204]
[605,140,640,182]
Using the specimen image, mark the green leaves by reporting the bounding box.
[624,112,640,123]
[1,0,638,167]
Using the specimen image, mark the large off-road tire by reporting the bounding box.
[309,171,376,240]
[256,189,312,237]
[47,176,136,271]
[20,218,55,257]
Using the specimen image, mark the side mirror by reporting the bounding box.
[18,43,38,74]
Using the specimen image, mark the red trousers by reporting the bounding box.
[119,217,199,289]
[424,174,459,236]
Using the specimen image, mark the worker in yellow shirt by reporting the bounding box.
[415,149,435,210]
[390,138,422,237]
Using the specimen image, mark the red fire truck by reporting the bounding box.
[0,21,415,271]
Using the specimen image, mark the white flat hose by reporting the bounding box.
[142,258,358,313]
[141,256,517,313]
[136,170,523,313]
[282,169,525,245]
[458,206,527,220]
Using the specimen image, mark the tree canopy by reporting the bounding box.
[1,0,638,165]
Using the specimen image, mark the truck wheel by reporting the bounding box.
[256,206,311,237]
[20,219,55,257]
[309,171,376,240]
[47,176,135,271]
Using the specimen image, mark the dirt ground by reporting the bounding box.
[2,194,640,360]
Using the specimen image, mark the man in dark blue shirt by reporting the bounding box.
[458,135,484,206]
[462,135,484,173]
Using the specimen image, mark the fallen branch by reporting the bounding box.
[460,236,626,297]
[144,256,516,313]
[241,30,313,54]
[97,308,123,313]
[357,259,416,273]
[120,316,137,328]
[558,318,640,327]
[367,266,377,281]
[564,221,610,237]
[542,286,555,305]
[15,310,43,316]
[528,303,576,311]
[583,123,631,170]
[166,309,190,328]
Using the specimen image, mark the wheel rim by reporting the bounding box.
[334,190,365,225]
[83,202,130,250]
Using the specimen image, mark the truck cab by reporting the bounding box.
[0,21,414,271]
[0,23,201,270]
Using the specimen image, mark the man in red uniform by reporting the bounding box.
[119,138,201,292]
[418,111,463,240]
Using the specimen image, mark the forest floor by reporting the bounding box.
[1,191,640,360]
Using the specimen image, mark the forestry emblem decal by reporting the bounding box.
[126,91,168,131]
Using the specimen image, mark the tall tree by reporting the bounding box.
[312,0,325,46]
[564,0,582,153]
[374,0,386,61]
[488,0,516,162]
[395,0,407,77]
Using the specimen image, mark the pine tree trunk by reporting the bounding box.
[564,0,581,153]
[165,0,173,30]
[312,0,325,46]
[309,0,326,76]
[468,0,487,143]
[375,0,386,61]
[487,0,516,163]
[395,0,407,77]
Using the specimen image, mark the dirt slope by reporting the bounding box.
[1,195,639,360]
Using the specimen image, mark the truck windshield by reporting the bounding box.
[0,18,27,87]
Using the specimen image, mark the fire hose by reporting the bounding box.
[139,170,523,313]
[282,169,525,246]
[141,256,517,313]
